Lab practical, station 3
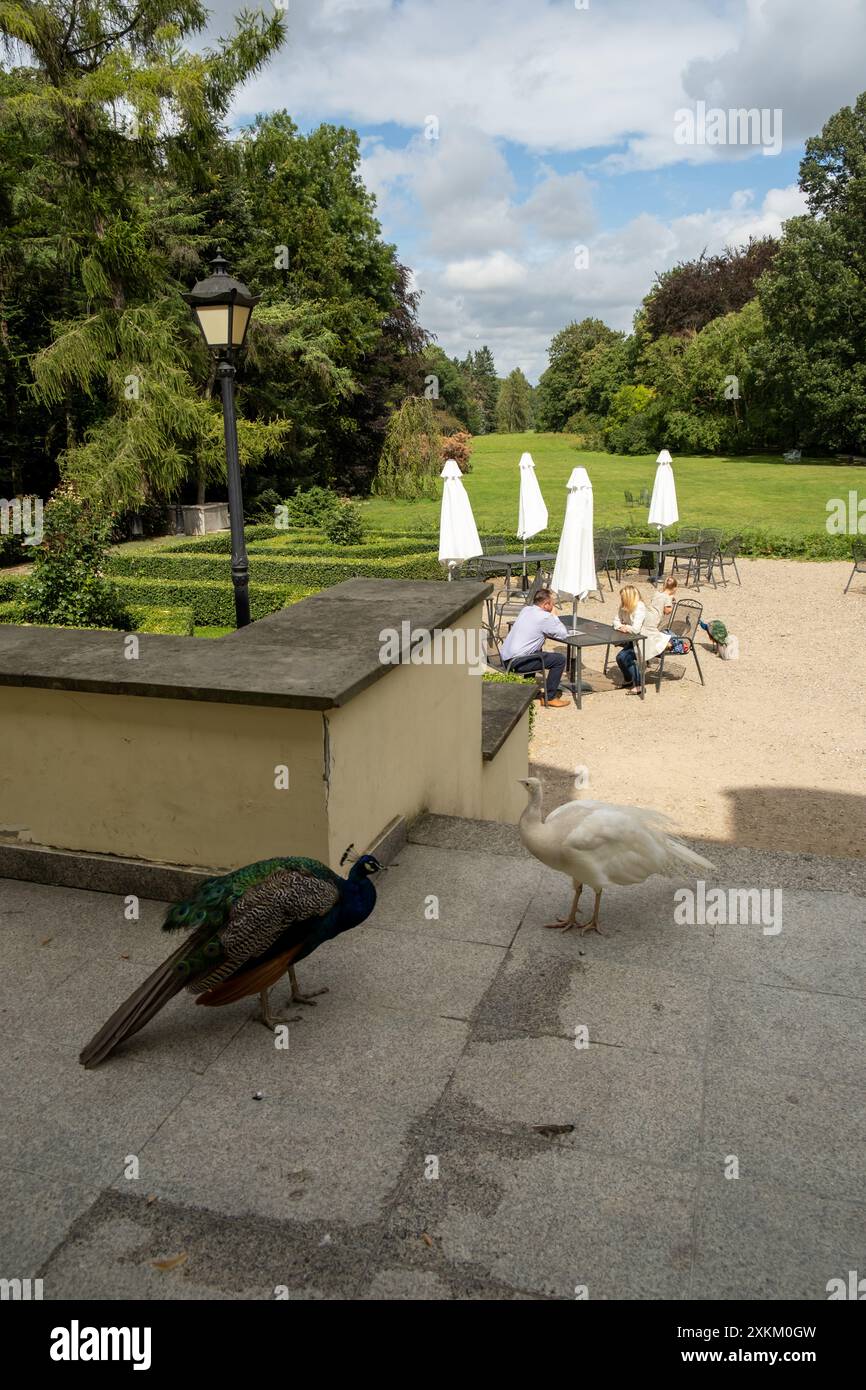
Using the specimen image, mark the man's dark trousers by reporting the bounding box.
[508,650,567,701]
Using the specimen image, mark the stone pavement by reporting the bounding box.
[1,817,865,1301]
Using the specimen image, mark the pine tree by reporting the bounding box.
[496,367,532,433]
[0,1,287,510]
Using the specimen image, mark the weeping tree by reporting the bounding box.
[372,395,440,500]
[0,0,288,510]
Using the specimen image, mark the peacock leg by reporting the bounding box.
[543,882,583,930]
[287,965,330,1007]
[578,889,604,935]
[257,988,303,1031]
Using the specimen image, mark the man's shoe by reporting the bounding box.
[545,696,571,708]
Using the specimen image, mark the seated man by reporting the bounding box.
[500,588,571,708]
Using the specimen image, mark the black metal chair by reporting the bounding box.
[493,566,551,634]
[684,537,718,590]
[671,527,701,576]
[717,534,743,586]
[593,537,613,599]
[653,598,704,691]
[483,623,549,707]
[843,539,866,594]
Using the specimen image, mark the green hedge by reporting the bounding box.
[107,550,442,585]
[110,574,317,625]
[0,574,20,601]
[127,604,195,636]
[0,598,22,622]
[249,535,438,558]
[162,524,281,554]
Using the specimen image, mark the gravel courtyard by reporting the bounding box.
[529,557,866,859]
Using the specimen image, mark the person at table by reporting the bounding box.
[500,588,570,708]
[650,576,678,624]
[612,584,674,694]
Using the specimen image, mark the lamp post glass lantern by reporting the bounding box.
[183,251,260,628]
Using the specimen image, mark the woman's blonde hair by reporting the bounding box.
[662,576,678,592]
[619,585,640,613]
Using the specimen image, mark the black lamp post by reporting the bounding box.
[183,251,260,628]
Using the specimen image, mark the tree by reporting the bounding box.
[643,239,778,340]
[420,345,472,429]
[756,92,866,453]
[461,345,499,433]
[496,368,532,432]
[533,319,623,431]
[372,396,440,500]
[0,0,288,510]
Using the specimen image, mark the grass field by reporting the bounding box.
[361,433,863,537]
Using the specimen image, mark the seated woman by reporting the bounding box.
[650,575,678,625]
[613,585,683,693]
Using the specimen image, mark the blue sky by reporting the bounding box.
[207,0,866,381]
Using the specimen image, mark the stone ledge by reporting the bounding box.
[0,578,492,711]
[481,681,536,762]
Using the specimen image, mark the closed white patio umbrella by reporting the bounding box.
[517,451,548,580]
[552,466,596,622]
[648,448,679,531]
[438,458,482,580]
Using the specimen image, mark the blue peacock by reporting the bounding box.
[79,849,381,1068]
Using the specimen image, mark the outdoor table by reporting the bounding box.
[481,551,556,590]
[620,539,697,585]
[559,616,646,709]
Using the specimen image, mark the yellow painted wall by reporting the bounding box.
[0,599,530,873]
[325,603,529,860]
[0,686,327,870]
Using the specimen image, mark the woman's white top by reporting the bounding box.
[617,601,671,659]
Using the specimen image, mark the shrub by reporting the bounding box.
[284,486,340,528]
[323,502,365,546]
[20,486,131,629]
[110,574,318,625]
[127,604,195,635]
[106,551,442,586]
[441,430,473,473]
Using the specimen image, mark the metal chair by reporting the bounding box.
[671,527,701,575]
[639,487,650,506]
[483,623,549,707]
[624,490,635,506]
[592,537,612,599]
[493,567,550,633]
[653,598,704,691]
[844,538,866,594]
[717,534,743,586]
[684,537,718,590]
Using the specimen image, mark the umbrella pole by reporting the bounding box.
[521,539,528,592]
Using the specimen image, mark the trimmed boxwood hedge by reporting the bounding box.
[107,551,442,585]
[248,536,439,558]
[127,604,195,636]
[110,574,317,625]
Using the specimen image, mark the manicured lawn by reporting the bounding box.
[361,432,863,538]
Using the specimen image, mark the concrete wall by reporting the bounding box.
[0,686,328,870]
[0,598,530,875]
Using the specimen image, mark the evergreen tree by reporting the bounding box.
[496,367,532,432]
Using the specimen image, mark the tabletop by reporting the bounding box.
[481,551,557,565]
[559,617,646,647]
[619,540,696,555]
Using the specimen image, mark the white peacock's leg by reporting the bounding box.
[578,889,604,935]
[543,882,583,930]
[287,964,330,1006]
[257,987,303,1030]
